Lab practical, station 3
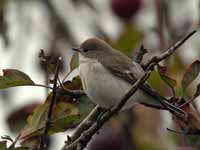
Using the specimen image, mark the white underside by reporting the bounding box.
[78,56,150,110]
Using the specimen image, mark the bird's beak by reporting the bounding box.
[72,47,81,52]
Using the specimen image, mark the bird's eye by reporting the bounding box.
[83,49,89,52]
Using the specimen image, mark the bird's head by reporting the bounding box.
[72,37,112,59]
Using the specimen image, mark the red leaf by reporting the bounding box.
[182,60,200,92]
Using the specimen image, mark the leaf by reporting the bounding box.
[194,83,200,98]
[157,65,177,88]
[147,70,166,95]
[65,68,79,82]
[62,74,94,118]
[70,53,79,71]
[18,136,39,150]
[0,141,7,150]
[20,71,94,147]
[160,76,177,88]
[181,60,200,92]
[20,99,79,141]
[0,69,34,89]
[6,102,40,133]
[173,103,200,135]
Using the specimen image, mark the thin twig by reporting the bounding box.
[28,84,53,90]
[143,30,197,70]
[180,96,196,108]
[62,69,73,83]
[62,72,150,150]
[167,128,187,134]
[58,87,85,97]
[39,57,62,150]
[15,83,84,97]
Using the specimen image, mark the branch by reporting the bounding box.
[143,30,197,70]
[14,83,85,97]
[62,72,150,150]
[39,57,62,150]
[57,85,85,97]
[134,45,147,64]
[64,105,103,146]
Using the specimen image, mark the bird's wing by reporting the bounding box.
[99,49,145,84]
[99,50,184,115]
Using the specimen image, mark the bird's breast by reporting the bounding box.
[78,61,136,108]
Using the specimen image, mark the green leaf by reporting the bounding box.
[65,68,79,82]
[157,65,177,88]
[181,60,200,92]
[147,70,166,95]
[160,75,177,88]
[20,99,79,140]
[0,141,7,150]
[70,53,79,71]
[49,115,79,134]
[0,69,34,89]
[20,69,94,146]
[62,71,95,118]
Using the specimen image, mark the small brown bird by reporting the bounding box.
[72,38,182,113]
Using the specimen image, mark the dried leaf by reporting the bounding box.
[0,69,34,89]
[6,102,40,133]
[181,60,200,92]
[174,104,200,134]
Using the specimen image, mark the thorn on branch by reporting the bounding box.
[134,45,147,64]
[167,128,187,134]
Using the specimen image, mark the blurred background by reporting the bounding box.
[0,0,199,149]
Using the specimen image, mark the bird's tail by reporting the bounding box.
[140,84,184,116]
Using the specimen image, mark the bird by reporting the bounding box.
[72,37,183,114]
